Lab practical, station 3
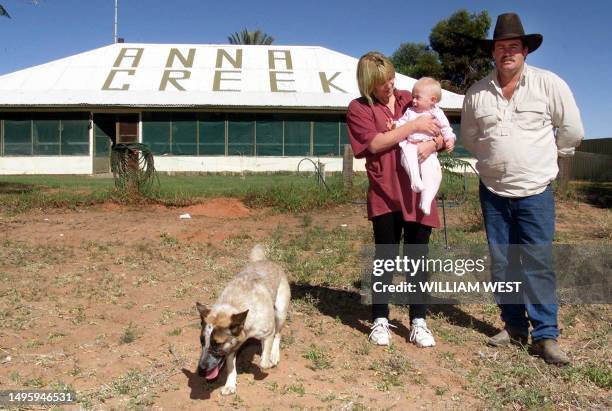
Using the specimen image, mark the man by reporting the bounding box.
[461,13,583,365]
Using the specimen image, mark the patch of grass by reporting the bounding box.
[562,305,579,328]
[370,352,412,391]
[243,177,353,213]
[456,195,484,233]
[167,327,182,336]
[69,365,83,377]
[564,364,612,389]
[96,272,125,301]
[435,385,449,396]
[9,371,21,383]
[49,380,75,393]
[173,282,193,298]
[160,232,178,246]
[292,292,320,315]
[110,370,146,395]
[436,327,468,345]
[119,322,139,344]
[23,376,45,388]
[283,383,305,396]
[303,344,332,370]
[1,240,75,267]
[0,305,33,331]
[438,351,457,366]
[322,392,336,402]
[48,331,67,342]
[581,365,612,389]
[280,332,295,349]
[87,369,151,404]
[472,349,558,409]
[223,233,252,248]
[269,225,361,287]
[571,181,612,208]
[355,341,371,356]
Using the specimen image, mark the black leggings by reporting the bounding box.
[371,211,432,321]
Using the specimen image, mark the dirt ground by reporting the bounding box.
[0,198,610,410]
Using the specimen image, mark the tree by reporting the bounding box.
[429,10,492,93]
[1,5,11,18]
[390,42,443,80]
[391,9,492,93]
[1,1,41,20]
[228,28,274,45]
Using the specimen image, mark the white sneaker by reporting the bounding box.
[409,318,436,347]
[369,318,397,346]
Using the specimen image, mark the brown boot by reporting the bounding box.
[531,339,570,365]
[487,327,528,347]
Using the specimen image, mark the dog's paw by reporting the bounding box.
[270,349,280,366]
[220,385,236,396]
[259,358,274,369]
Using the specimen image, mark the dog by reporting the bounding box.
[195,244,290,395]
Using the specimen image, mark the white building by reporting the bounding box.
[0,43,463,174]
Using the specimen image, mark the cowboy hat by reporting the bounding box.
[483,13,543,54]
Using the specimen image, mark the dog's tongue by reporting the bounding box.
[205,365,220,380]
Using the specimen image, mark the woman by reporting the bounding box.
[346,51,448,347]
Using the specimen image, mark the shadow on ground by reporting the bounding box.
[0,182,38,194]
[290,283,498,340]
[183,339,267,400]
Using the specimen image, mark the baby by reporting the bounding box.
[395,77,456,215]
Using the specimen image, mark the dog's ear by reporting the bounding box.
[195,302,210,320]
[229,310,249,335]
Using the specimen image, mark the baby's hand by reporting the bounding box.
[386,120,396,131]
[445,139,455,153]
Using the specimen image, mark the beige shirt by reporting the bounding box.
[461,64,584,197]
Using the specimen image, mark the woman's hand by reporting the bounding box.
[445,138,455,153]
[411,114,441,136]
[417,140,438,163]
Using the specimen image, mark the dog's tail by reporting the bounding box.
[249,244,267,262]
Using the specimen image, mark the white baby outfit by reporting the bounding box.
[396,105,456,215]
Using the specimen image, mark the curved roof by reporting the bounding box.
[0,43,463,110]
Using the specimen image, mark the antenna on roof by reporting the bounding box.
[113,0,118,43]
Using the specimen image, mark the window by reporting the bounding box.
[171,113,197,155]
[227,114,255,156]
[255,115,283,156]
[284,116,310,156]
[143,113,171,154]
[1,113,89,156]
[61,114,89,155]
[199,113,225,155]
[313,120,339,156]
[4,115,32,155]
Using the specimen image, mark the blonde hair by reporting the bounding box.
[413,77,442,102]
[356,51,395,106]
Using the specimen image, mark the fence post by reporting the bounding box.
[317,161,326,186]
[557,156,573,194]
[342,144,353,190]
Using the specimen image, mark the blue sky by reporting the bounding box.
[1,0,610,139]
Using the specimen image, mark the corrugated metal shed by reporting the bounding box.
[0,43,464,110]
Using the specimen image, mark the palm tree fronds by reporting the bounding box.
[228,28,274,45]
[1,5,12,18]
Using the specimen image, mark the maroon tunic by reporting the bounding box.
[346,89,441,228]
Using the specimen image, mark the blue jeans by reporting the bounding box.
[479,182,559,341]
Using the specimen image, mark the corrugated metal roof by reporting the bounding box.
[0,43,464,110]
